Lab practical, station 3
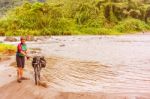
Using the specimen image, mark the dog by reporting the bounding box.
[32,56,46,68]
[32,56,46,85]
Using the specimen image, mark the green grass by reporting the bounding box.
[0,43,16,54]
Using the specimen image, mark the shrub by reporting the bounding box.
[0,44,16,54]
[115,18,150,33]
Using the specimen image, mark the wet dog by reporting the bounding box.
[32,56,46,85]
[32,56,46,68]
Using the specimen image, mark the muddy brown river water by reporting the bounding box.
[2,35,150,93]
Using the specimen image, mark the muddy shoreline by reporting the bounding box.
[0,35,150,99]
[0,56,149,99]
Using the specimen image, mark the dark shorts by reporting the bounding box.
[16,55,25,68]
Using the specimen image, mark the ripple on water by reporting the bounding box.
[41,57,150,92]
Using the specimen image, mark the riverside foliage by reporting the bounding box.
[0,0,150,35]
[0,43,16,53]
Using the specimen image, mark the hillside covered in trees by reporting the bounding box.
[0,0,150,35]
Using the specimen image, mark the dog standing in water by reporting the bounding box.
[32,56,46,85]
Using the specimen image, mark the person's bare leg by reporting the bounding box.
[20,68,23,78]
[17,67,22,83]
[17,68,19,79]
[21,68,30,80]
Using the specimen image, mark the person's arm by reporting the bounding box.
[25,49,30,59]
[25,46,30,57]
[26,49,30,54]
[20,51,28,56]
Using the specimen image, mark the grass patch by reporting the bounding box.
[0,43,16,55]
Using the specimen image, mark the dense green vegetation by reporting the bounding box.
[0,0,150,35]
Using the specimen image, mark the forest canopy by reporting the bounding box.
[0,0,150,35]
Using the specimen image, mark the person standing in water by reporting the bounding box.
[16,37,30,83]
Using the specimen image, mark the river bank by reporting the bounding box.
[0,56,150,99]
[0,35,150,99]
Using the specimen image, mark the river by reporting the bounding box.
[2,35,150,93]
